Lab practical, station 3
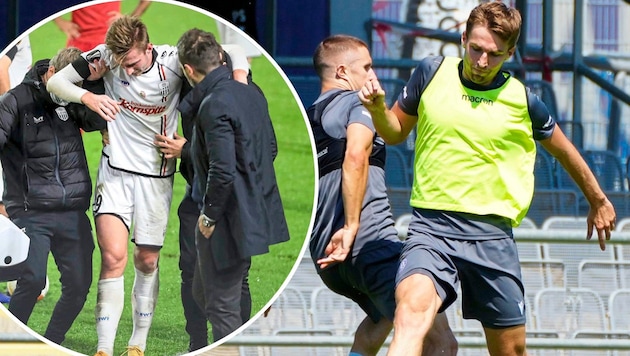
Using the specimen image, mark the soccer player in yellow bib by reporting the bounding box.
[359,2,616,355]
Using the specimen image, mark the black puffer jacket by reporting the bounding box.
[0,59,105,217]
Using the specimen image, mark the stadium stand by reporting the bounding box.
[533,287,608,339]
[609,289,630,331]
[578,260,630,298]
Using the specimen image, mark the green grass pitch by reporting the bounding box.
[12,1,316,355]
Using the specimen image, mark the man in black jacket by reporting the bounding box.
[176,28,290,342]
[0,46,105,345]
[155,47,250,352]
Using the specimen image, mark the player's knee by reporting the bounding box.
[100,251,127,272]
[133,253,159,274]
[485,325,526,356]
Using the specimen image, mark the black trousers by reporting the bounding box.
[8,210,94,344]
[193,222,251,342]
[177,192,208,350]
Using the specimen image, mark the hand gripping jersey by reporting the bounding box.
[83,44,183,177]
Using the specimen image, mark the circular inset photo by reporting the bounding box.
[0,1,315,355]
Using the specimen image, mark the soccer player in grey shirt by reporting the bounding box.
[308,34,457,356]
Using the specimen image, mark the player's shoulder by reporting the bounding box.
[81,44,114,66]
[153,44,179,64]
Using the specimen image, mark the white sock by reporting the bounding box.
[128,267,159,350]
[95,277,125,355]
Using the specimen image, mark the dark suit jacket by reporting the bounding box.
[179,65,289,270]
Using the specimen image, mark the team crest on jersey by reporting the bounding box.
[140,91,146,98]
[55,107,69,121]
[159,81,170,97]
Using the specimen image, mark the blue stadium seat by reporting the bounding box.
[528,146,581,224]
[584,150,629,217]
[584,150,626,192]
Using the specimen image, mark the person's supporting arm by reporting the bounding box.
[0,56,11,95]
[0,92,19,149]
[317,122,373,268]
[154,132,186,159]
[68,77,108,132]
[359,79,417,145]
[198,109,235,238]
[0,46,18,94]
[540,126,616,250]
[47,57,119,121]
[0,93,18,218]
[222,44,250,84]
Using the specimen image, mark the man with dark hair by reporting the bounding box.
[360,2,616,354]
[0,46,105,345]
[176,28,290,342]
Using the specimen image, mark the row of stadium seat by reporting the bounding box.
[238,248,630,356]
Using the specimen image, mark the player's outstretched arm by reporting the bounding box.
[540,126,616,250]
[359,79,416,145]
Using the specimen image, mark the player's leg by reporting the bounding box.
[94,214,129,355]
[387,230,458,356]
[240,263,252,324]
[316,252,393,356]
[177,190,208,351]
[93,158,134,356]
[484,325,526,356]
[351,317,392,356]
[7,215,51,324]
[44,211,94,344]
[127,245,160,352]
[458,237,527,356]
[387,274,441,355]
[126,174,173,353]
[423,312,458,355]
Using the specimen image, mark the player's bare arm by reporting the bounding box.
[540,125,616,249]
[47,56,119,122]
[359,79,416,145]
[317,123,373,269]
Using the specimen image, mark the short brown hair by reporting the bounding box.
[177,28,222,76]
[313,35,368,79]
[466,2,522,49]
[50,46,82,70]
[105,15,150,64]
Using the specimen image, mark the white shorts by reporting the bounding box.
[92,156,174,247]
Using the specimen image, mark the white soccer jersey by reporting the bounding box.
[8,36,32,88]
[82,44,183,177]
